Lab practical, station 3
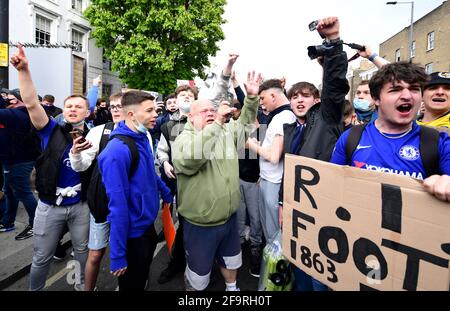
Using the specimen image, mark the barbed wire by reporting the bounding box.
[8,41,78,49]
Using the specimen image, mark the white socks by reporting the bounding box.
[225,281,238,291]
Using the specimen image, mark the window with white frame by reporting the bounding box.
[395,49,401,62]
[35,15,52,45]
[425,63,433,74]
[410,41,416,58]
[427,31,435,51]
[71,29,84,52]
[72,0,83,12]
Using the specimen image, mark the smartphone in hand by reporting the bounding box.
[70,129,86,144]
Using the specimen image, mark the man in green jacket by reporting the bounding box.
[173,72,260,291]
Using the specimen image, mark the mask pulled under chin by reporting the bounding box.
[178,101,191,113]
[133,119,148,134]
[63,118,84,127]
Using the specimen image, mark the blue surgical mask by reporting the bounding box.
[353,98,372,112]
[133,119,148,134]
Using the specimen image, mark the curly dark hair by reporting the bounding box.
[369,62,429,101]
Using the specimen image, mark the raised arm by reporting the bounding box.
[87,76,101,113]
[208,54,239,107]
[244,71,285,164]
[10,46,49,130]
[317,17,350,124]
[236,71,259,128]
[358,45,390,69]
[231,71,245,106]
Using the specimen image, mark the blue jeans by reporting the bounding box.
[293,267,328,291]
[2,161,37,227]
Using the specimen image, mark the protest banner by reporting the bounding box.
[282,155,450,291]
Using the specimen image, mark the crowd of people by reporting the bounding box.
[0,16,449,291]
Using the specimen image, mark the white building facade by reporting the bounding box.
[8,0,122,106]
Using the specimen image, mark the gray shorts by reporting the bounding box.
[88,214,110,250]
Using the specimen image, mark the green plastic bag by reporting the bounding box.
[258,231,293,291]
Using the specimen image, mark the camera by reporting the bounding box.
[307,43,340,60]
[308,20,318,32]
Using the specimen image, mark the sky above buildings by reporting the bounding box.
[209,0,445,88]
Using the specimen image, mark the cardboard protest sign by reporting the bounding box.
[282,155,450,291]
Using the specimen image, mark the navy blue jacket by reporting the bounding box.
[0,107,41,165]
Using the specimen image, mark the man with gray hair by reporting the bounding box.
[173,72,260,291]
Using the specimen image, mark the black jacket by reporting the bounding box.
[44,105,63,118]
[35,121,92,205]
[279,43,349,203]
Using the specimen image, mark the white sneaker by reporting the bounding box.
[226,287,240,291]
[74,283,85,291]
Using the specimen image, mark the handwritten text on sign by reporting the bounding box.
[282,155,450,291]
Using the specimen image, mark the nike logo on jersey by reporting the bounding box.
[356,145,372,150]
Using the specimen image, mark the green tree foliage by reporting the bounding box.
[85,0,226,94]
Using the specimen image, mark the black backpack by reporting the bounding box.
[345,124,441,177]
[87,122,140,223]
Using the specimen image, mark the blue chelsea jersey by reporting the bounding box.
[38,119,81,205]
[331,122,450,180]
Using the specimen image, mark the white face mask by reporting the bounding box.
[178,100,192,113]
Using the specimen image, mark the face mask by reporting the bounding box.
[353,98,372,112]
[133,118,148,134]
[63,118,85,127]
[178,101,191,113]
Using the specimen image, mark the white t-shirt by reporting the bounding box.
[259,109,296,183]
[69,122,153,172]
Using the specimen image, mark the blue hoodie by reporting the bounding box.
[98,121,172,271]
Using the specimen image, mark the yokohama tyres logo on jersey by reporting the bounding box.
[353,161,424,180]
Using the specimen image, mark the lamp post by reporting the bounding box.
[386,1,415,62]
